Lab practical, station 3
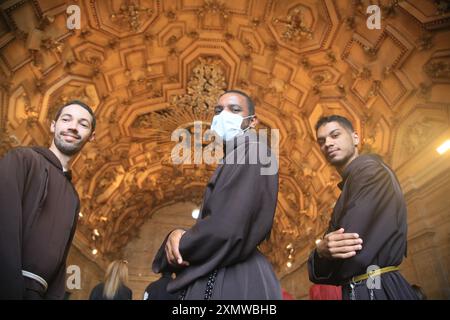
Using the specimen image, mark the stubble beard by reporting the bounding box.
[329,148,357,170]
[54,133,85,156]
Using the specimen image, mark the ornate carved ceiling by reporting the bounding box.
[0,0,449,273]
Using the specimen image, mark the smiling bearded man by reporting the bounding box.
[0,100,96,299]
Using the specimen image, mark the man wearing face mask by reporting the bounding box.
[152,90,282,299]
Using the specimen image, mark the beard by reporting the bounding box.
[328,156,348,167]
[53,132,85,156]
[327,148,357,168]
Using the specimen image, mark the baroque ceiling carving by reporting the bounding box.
[0,0,449,273]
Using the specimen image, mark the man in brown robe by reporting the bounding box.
[308,115,418,300]
[0,101,96,299]
[152,90,282,299]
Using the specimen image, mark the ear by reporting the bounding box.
[50,120,56,133]
[89,131,96,142]
[249,115,258,128]
[352,132,360,146]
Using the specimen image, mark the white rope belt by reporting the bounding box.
[22,270,48,291]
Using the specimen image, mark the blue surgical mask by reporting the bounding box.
[210,111,254,141]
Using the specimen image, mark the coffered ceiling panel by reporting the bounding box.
[0,0,449,272]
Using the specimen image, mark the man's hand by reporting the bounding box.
[165,229,190,267]
[316,228,363,259]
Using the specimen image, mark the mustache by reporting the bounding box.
[60,131,81,139]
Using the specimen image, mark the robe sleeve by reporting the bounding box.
[309,160,400,284]
[44,261,67,299]
[125,286,133,300]
[308,249,342,285]
[152,228,188,274]
[0,149,27,299]
[45,202,79,299]
[153,150,278,290]
[179,161,277,266]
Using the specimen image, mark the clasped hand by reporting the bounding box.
[316,228,363,259]
[165,229,190,267]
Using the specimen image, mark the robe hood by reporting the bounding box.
[31,146,72,181]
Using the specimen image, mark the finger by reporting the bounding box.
[166,229,187,265]
[329,244,362,254]
[329,233,360,241]
[167,236,180,265]
[174,250,183,265]
[170,235,184,264]
[329,232,360,242]
[165,243,176,265]
[324,228,345,239]
[333,251,356,259]
[331,239,363,247]
[166,247,173,265]
[328,238,363,248]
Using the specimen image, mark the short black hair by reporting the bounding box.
[54,100,96,131]
[220,90,255,116]
[315,115,354,133]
